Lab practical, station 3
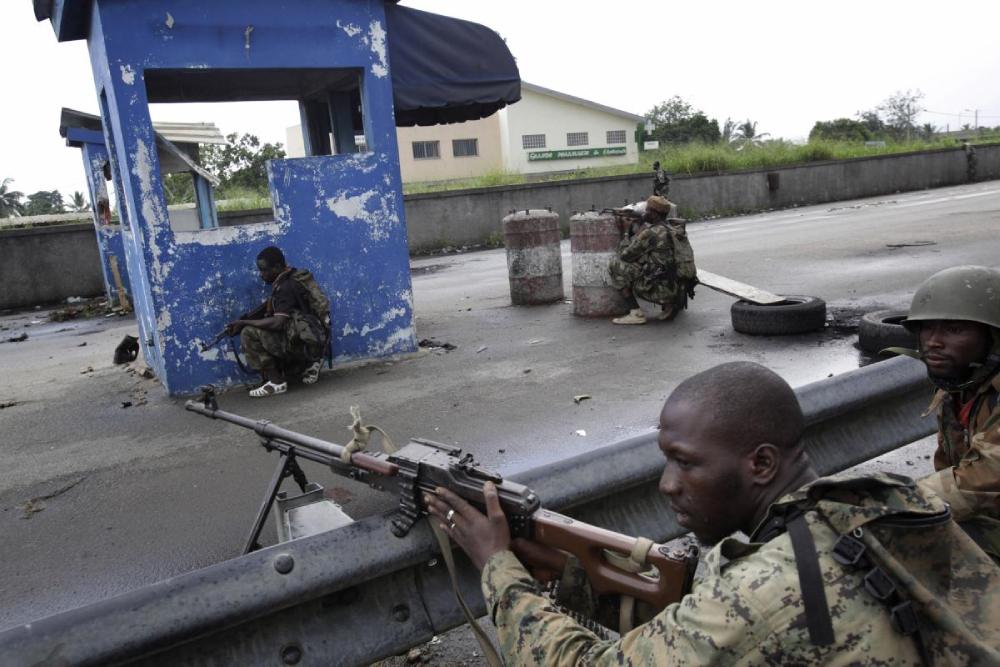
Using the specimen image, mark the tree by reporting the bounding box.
[732,120,770,148]
[877,89,924,140]
[856,110,887,137]
[0,178,25,218]
[200,132,286,195]
[68,191,91,213]
[645,96,721,145]
[24,190,65,216]
[809,118,873,142]
[721,118,737,144]
[920,123,937,140]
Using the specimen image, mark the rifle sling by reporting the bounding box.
[787,513,835,646]
[358,409,504,666]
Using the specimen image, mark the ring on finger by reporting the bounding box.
[446,509,456,522]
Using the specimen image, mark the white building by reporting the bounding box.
[285,82,644,184]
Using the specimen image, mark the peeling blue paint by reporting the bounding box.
[73,0,417,395]
[73,139,132,309]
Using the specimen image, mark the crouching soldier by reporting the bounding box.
[608,195,697,325]
[227,246,330,397]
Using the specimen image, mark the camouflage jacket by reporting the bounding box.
[619,223,674,274]
[918,371,1000,558]
[482,476,943,666]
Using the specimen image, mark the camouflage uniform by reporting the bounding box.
[481,473,998,666]
[918,371,1000,562]
[607,222,694,311]
[240,269,326,372]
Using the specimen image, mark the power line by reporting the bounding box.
[924,109,1000,119]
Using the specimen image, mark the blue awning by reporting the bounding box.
[386,5,521,126]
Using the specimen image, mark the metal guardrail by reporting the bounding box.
[0,356,934,667]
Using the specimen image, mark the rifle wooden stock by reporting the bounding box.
[528,509,696,611]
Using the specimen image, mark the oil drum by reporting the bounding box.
[502,209,564,305]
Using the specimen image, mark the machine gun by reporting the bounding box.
[185,387,697,613]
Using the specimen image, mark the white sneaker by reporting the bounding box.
[301,361,322,385]
[612,309,647,325]
[249,380,288,397]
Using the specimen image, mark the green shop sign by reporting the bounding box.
[527,147,627,161]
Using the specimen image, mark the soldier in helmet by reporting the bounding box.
[607,195,697,325]
[902,265,1000,562]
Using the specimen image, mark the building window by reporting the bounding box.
[606,130,627,145]
[522,134,546,149]
[567,132,589,147]
[452,138,479,157]
[412,141,440,160]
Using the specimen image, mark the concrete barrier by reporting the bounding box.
[0,224,105,310]
[3,144,998,308]
[0,356,935,666]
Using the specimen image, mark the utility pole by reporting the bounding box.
[964,108,979,130]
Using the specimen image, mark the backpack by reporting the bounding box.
[668,224,697,282]
[286,269,331,362]
[758,473,1000,666]
[290,269,330,328]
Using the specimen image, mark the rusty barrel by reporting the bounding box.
[570,211,629,317]
[502,209,564,305]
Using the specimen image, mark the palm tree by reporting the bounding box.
[721,117,737,144]
[0,178,25,218]
[732,120,770,149]
[68,191,91,213]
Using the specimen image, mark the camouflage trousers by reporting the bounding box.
[608,258,690,310]
[241,325,319,372]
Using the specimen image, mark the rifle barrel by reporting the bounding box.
[184,401,399,476]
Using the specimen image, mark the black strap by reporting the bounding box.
[787,514,835,646]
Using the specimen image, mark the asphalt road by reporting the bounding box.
[0,180,997,638]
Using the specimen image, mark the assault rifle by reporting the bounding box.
[185,387,697,612]
[200,303,267,352]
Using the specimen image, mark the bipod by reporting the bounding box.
[242,446,310,554]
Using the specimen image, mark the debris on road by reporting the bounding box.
[80,366,94,374]
[77,342,87,347]
[122,401,133,408]
[522,368,531,374]
[886,241,936,249]
[0,400,18,409]
[528,339,544,345]
[19,478,84,519]
[574,429,587,437]
[113,335,140,364]
[418,338,457,352]
[49,297,110,322]
[4,333,28,343]
[573,394,591,405]
[476,345,488,353]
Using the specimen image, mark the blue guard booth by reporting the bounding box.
[35,0,519,395]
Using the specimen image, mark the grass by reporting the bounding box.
[215,186,273,212]
[402,136,999,195]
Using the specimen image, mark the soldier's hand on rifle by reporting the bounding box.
[425,482,511,571]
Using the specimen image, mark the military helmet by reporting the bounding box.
[903,265,1000,332]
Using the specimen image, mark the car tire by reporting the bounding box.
[857,309,916,354]
[731,295,827,336]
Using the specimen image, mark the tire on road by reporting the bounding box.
[731,295,827,336]
[858,309,917,354]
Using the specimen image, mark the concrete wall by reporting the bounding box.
[0,224,105,309]
[6,143,998,307]
[404,143,1000,251]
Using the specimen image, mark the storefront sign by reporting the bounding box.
[527,147,627,161]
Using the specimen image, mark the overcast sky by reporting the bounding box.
[2,0,998,199]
